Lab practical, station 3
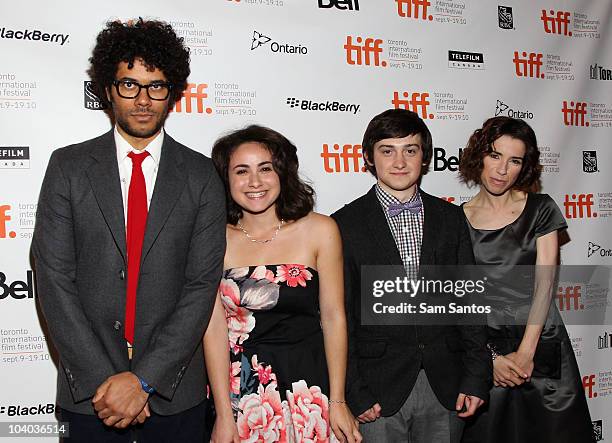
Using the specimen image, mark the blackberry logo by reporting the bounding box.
[286,97,300,108]
[498,6,514,29]
[251,31,271,50]
[285,97,360,114]
[583,151,598,173]
[0,27,69,45]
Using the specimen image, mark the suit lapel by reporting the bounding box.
[141,134,186,261]
[362,186,403,266]
[419,191,438,265]
[86,131,127,261]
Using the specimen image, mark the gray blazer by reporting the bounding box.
[32,130,226,415]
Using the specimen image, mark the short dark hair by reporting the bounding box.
[211,125,315,225]
[88,18,190,107]
[459,116,541,190]
[361,109,433,177]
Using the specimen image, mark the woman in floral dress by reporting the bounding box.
[203,125,361,443]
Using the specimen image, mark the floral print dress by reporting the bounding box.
[220,264,338,443]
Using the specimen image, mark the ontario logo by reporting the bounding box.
[495,100,534,119]
[251,31,308,54]
[588,242,612,258]
[286,97,359,114]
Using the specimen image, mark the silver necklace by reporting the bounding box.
[237,219,285,244]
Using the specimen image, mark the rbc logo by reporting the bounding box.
[0,205,16,239]
[174,83,213,114]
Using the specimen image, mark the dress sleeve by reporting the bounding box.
[534,194,568,238]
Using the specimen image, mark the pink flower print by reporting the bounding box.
[219,279,255,353]
[286,380,331,442]
[230,361,241,395]
[251,355,277,386]
[275,265,313,288]
[237,383,287,443]
[241,278,280,311]
[251,265,276,282]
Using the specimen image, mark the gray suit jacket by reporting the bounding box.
[32,130,226,415]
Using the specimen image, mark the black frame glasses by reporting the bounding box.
[112,80,172,101]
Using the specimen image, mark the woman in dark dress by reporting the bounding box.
[458,117,594,443]
[203,125,361,442]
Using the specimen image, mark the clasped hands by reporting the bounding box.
[92,372,151,428]
[493,351,534,388]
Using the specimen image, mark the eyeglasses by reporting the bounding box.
[112,80,172,101]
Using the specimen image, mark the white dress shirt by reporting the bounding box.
[114,127,163,224]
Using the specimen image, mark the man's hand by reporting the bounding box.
[493,354,529,387]
[92,372,149,428]
[356,403,381,423]
[455,394,484,418]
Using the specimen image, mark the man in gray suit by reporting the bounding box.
[32,19,225,442]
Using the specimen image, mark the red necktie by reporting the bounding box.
[125,151,150,345]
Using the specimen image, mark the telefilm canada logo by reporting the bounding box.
[0,147,30,169]
[286,97,360,114]
[0,27,69,45]
[318,0,359,11]
[583,151,598,173]
[448,50,484,70]
[495,100,534,120]
[498,6,514,29]
[84,81,107,111]
[251,31,307,55]
[590,64,612,81]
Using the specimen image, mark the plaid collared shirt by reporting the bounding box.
[375,184,424,277]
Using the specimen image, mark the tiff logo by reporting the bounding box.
[344,36,386,67]
[0,205,16,239]
[391,91,433,119]
[318,0,359,10]
[396,0,433,21]
[321,144,366,173]
[582,374,597,398]
[174,84,213,114]
[556,285,583,311]
[513,51,544,78]
[598,331,611,350]
[541,9,572,36]
[562,101,589,127]
[498,6,513,29]
[564,194,596,219]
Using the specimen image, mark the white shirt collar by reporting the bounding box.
[114,126,164,165]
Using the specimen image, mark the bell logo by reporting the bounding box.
[541,10,572,36]
[321,144,367,173]
[0,271,36,300]
[0,205,16,239]
[556,285,583,311]
[582,374,597,398]
[318,0,359,11]
[395,0,433,21]
[174,84,213,114]
[513,51,544,78]
[564,194,596,219]
[344,36,387,67]
[391,91,433,119]
[562,101,589,126]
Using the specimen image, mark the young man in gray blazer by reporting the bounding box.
[32,19,225,442]
[332,109,491,442]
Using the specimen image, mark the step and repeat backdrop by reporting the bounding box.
[1,0,611,440]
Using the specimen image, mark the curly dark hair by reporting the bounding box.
[88,18,190,107]
[362,108,433,177]
[459,116,541,190]
[212,125,315,225]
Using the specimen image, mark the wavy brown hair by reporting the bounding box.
[212,125,314,225]
[459,116,541,190]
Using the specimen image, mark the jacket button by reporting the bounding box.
[119,269,125,280]
[113,321,122,331]
[418,343,425,350]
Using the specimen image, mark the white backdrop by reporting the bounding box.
[1,0,611,440]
